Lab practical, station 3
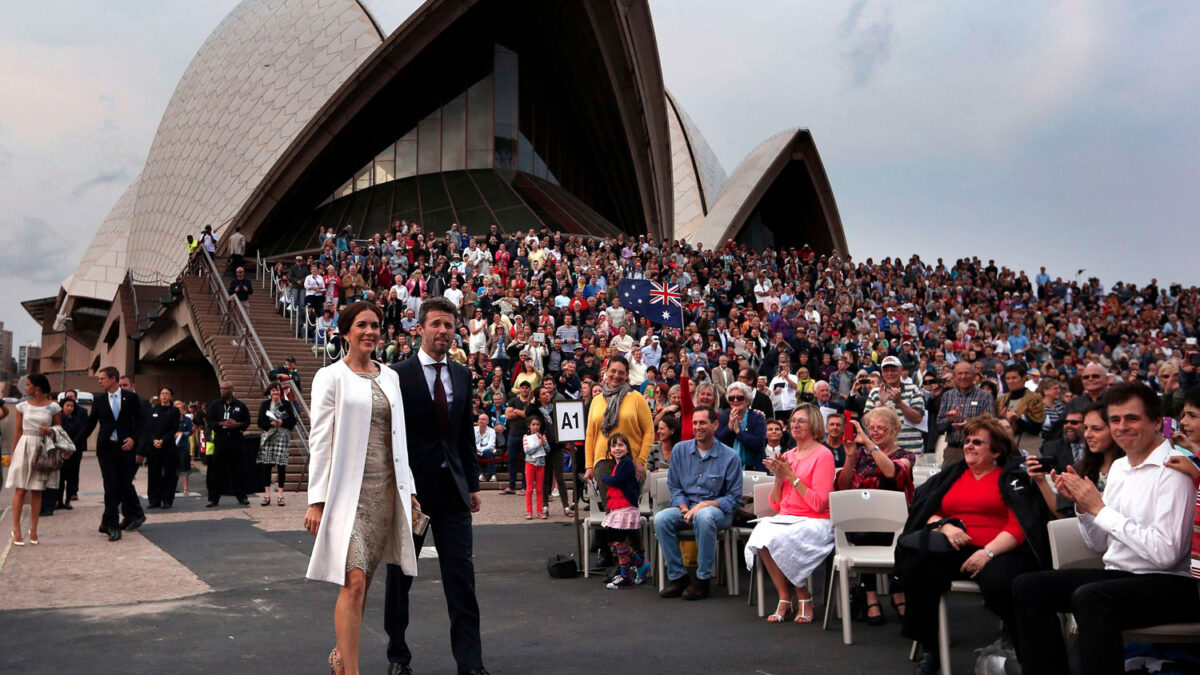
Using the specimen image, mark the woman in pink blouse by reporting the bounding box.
[745,403,836,623]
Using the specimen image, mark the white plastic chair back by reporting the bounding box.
[829,489,909,552]
[743,471,771,497]
[651,474,672,514]
[1048,518,1103,570]
[752,482,776,518]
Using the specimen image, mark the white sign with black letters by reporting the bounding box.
[555,400,585,442]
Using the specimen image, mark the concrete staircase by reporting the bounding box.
[182,262,322,491]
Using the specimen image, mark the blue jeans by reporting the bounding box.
[654,505,732,581]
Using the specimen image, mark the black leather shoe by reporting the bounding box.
[108,528,122,542]
[123,516,146,531]
[206,501,219,508]
[118,519,131,530]
[237,496,250,506]
[682,576,711,601]
[99,524,110,535]
[659,575,691,598]
[161,503,172,509]
[387,664,413,675]
[147,503,160,509]
[460,668,490,675]
[59,502,73,510]
[913,651,939,675]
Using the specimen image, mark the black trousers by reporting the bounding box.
[58,448,83,501]
[258,463,286,488]
[901,546,1040,649]
[1014,568,1200,675]
[206,437,245,502]
[96,440,143,528]
[542,444,568,512]
[147,445,178,507]
[385,507,482,672]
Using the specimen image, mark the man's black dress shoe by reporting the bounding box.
[99,524,110,535]
[206,501,219,508]
[124,516,146,531]
[387,664,413,675]
[58,502,73,510]
[460,668,490,675]
[237,497,250,506]
[108,528,122,542]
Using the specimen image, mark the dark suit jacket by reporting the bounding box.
[1037,437,1079,474]
[391,356,480,514]
[83,389,145,450]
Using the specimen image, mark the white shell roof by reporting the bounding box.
[125,0,384,282]
[64,173,141,302]
[666,90,726,238]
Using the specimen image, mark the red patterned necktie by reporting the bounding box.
[433,362,448,425]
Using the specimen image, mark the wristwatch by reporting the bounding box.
[984,549,995,559]
[790,478,801,488]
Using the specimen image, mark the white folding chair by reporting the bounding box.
[729,471,773,596]
[579,481,607,578]
[912,465,941,487]
[821,489,908,644]
[746,482,778,615]
[935,580,982,675]
[1048,518,1200,645]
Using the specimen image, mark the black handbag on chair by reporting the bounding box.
[897,518,965,558]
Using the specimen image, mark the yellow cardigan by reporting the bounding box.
[585,392,654,470]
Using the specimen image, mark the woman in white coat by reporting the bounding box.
[305,301,419,675]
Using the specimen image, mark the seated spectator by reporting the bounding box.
[821,413,847,469]
[898,415,1049,675]
[835,406,915,624]
[1014,383,1200,675]
[1027,404,1123,518]
[745,404,835,623]
[1037,408,1086,475]
[474,413,497,482]
[656,407,742,601]
[716,381,768,470]
[764,418,788,462]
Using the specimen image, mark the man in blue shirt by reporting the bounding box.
[656,406,743,601]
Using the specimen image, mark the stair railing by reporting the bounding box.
[186,250,312,464]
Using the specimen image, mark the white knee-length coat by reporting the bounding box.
[305,360,418,584]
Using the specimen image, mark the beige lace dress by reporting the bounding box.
[345,371,397,576]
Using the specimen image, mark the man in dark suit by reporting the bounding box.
[1038,408,1086,474]
[386,297,488,675]
[83,366,146,541]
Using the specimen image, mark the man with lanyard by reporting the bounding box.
[934,361,995,466]
[205,381,251,507]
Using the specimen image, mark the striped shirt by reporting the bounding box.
[936,387,997,447]
[864,382,927,453]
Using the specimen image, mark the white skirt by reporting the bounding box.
[744,515,834,589]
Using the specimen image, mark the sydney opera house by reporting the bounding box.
[24,0,848,402]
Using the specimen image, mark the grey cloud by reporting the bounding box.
[70,167,132,198]
[839,0,893,88]
[0,216,74,283]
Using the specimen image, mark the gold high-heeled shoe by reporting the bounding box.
[328,647,344,675]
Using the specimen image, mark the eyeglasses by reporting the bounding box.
[1063,419,1083,425]
[963,438,988,447]
[1081,374,1104,380]
[727,396,746,403]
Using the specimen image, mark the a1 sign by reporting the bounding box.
[555,400,585,442]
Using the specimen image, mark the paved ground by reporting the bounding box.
[1,455,1003,674]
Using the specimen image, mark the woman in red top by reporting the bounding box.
[900,415,1048,674]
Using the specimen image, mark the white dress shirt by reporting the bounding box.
[1078,440,1196,576]
[417,348,453,406]
[108,390,121,440]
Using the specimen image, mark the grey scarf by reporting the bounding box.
[600,382,632,436]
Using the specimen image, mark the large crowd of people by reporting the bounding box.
[5,216,1199,673]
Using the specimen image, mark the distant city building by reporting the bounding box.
[0,321,12,379]
[18,344,40,376]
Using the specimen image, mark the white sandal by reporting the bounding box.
[794,597,814,623]
[766,599,793,623]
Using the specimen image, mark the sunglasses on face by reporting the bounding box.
[964,438,988,447]
[727,396,746,403]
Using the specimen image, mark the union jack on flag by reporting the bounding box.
[618,278,685,328]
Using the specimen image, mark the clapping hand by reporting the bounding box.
[1055,467,1104,515]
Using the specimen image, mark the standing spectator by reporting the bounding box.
[863,356,926,456]
[228,266,253,304]
[935,362,996,465]
[535,386,570,517]
[599,432,651,589]
[256,382,297,507]
[500,381,535,495]
[1066,362,1110,414]
[522,416,549,519]
[174,400,194,498]
[145,387,181,509]
[206,381,251,507]
[82,367,145,541]
[288,255,308,317]
[584,355,654,508]
[57,396,88,510]
[200,224,217,255]
[228,225,246,272]
[996,365,1046,454]
[304,266,327,315]
[716,381,768,470]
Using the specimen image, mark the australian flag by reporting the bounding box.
[618,278,684,329]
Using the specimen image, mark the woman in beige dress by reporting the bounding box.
[305,301,419,675]
[7,374,61,546]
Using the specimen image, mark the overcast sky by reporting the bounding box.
[1,1,1197,348]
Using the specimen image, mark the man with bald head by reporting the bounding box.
[934,361,995,465]
[1066,362,1110,414]
[206,381,252,507]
